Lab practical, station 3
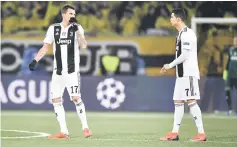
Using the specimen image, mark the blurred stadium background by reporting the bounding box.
[1,1,237,147]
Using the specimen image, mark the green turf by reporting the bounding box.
[1,111,237,147]
[1,131,38,137]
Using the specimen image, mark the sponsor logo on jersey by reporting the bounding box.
[56,38,72,45]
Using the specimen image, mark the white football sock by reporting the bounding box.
[53,103,69,135]
[188,102,205,134]
[172,103,184,133]
[74,99,89,129]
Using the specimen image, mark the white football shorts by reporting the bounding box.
[173,76,200,101]
[50,71,81,100]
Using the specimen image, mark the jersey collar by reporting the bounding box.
[60,23,72,29]
[179,26,187,33]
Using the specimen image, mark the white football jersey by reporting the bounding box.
[175,27,200,79]
[43,23,84,75]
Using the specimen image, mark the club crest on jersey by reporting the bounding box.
[56,38,72,45]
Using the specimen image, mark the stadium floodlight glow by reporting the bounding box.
[191,17,237,35]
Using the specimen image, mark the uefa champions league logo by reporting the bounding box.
[96,78,126,109]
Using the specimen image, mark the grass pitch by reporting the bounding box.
[1,111,237,147]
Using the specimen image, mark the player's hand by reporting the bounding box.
[69,17,77,23]
[69,17,78,32]
[160,64,170,74]
[29,59,37,71]
[160,67,167,74]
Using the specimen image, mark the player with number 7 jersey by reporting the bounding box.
[160,8,206,142]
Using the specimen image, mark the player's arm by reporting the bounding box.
[169,33,192,68]
[160,33,191,74]
[34,44,51,62]
[29,26,54,71]
[76,25,87,49]
[168,49,190,68]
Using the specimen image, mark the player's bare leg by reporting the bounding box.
[160,100,184,141]
[72,96,92,138]
[48,97,69,139]
[187,99,206,141]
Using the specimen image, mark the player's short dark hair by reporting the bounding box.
[172,8,186,21]
[61,4,75,14]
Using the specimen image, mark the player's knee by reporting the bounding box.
[174,100,184,104]
[72,96,83,106]
[187,99,197,105]
[52,97,62,103]
[72,96,81,103]
[52,97,62,107]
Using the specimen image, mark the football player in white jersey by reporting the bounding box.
[29,4,92,139]
[160,8,206,142]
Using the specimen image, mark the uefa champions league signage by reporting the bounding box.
[96,78,126,109]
